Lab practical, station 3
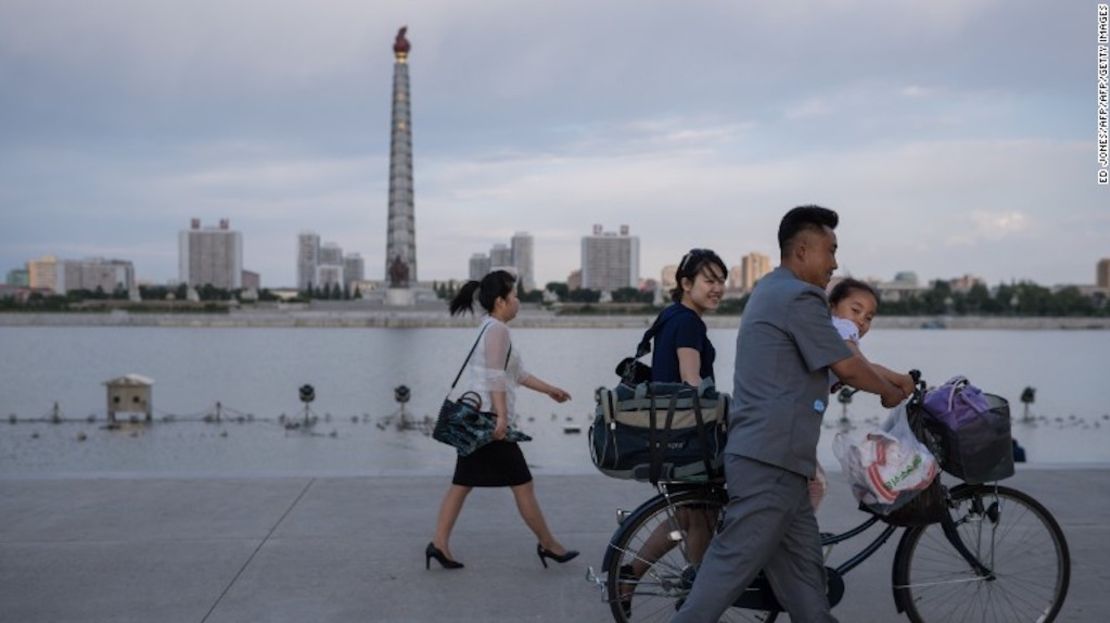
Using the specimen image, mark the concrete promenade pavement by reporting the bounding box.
[1,468,1106,622]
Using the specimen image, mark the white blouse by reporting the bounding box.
[831,316,861,344]
[829,316,862,389]
[462,317,531,426]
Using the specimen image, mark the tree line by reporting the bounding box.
[4,279,1106,317]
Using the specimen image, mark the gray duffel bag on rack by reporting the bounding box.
[589,379,729,484]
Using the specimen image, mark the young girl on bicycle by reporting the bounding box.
[810,278,916,510]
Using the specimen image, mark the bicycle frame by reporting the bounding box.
[824,515,898,577]
[591,481,998,616]
[938,491,995,578]
[589,371,1055,620]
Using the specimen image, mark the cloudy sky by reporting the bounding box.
[1,0,1107,288]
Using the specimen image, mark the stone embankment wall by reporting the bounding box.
[1,310,1109,330]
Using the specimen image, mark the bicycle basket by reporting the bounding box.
[923,392,1015,484]
[864,479,948,527]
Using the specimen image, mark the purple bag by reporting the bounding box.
[922,376,990,429]
[921,376,1014,483]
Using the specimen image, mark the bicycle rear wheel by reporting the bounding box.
[894,483,1070,623]
[604,487,777,622]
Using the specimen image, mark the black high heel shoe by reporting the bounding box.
[425,542,464,570]
[536,543,579,568]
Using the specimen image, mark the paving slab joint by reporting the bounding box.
[199,478,316,623]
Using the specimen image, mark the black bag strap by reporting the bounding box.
[650,390,681,485]
[645,386,718,484]
[449,323,491,391]
[690,391,715,479]
[634,308,670,359]
[444,319,512,404]
[647,383,659,484]
[448,322,512,386]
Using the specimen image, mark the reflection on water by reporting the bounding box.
[3,406,1107,478]
[1,326,1108,476]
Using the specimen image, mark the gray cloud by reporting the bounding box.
[1,0,1105,287]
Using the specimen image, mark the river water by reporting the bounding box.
[1,326,1107,477]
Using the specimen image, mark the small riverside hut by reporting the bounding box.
[104,374,154,423]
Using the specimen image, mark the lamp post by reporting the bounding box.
[836,386,854,427]
[394,385,411,426]
[299,384,315,428]
[1020,386,1036,423]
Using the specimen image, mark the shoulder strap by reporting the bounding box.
[635,307,671,358]
[449,322,492,390]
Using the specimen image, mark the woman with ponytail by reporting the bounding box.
[426,270,579,571]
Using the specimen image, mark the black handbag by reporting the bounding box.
[433,323,530,456]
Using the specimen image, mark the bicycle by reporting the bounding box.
[587,374,1071,622]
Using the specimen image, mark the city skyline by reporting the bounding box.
[9,226,1110,293]
[1,2,1106,288]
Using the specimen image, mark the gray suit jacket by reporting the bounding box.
[724,267,852,477]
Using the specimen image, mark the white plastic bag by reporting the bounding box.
[833,404,939,514]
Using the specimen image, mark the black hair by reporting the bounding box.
[778,205,839,254]
[670,248,728,303]
[828,277,880,307]
[449,269,517,316]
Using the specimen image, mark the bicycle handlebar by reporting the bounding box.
[839,369,926,405]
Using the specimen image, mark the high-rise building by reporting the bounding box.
[740,252,772,292]
[241,270,261,291]
[469,253,491,281]
[178,218,243,290]
[297,232,320,291]
[384,27,417,288]
[319,242,343,266]
[27,255,61,293]
[567,269,582,292]
[728,266,743,291]
[511,232,535,291]
[61,258,134,293]
[661,264,678,293]
[315,265,344,289]
[489,243,513,270]
[581,224,640,292]
[343,253,365,286]
[1098,258,1110,289]
[6,268,29,287]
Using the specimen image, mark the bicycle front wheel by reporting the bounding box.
[605,487,777,623]
[894,483,1070,622]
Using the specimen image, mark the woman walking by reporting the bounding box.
[618,249,728,612]
[426,270,579,570]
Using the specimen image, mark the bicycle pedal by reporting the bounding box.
[585,566,607,591]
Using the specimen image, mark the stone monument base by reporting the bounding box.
[385,288,415,307]
[357,285,440,308]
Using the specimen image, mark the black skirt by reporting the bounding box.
[452,440,533,487]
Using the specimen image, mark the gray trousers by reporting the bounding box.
[671,454,837,623]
